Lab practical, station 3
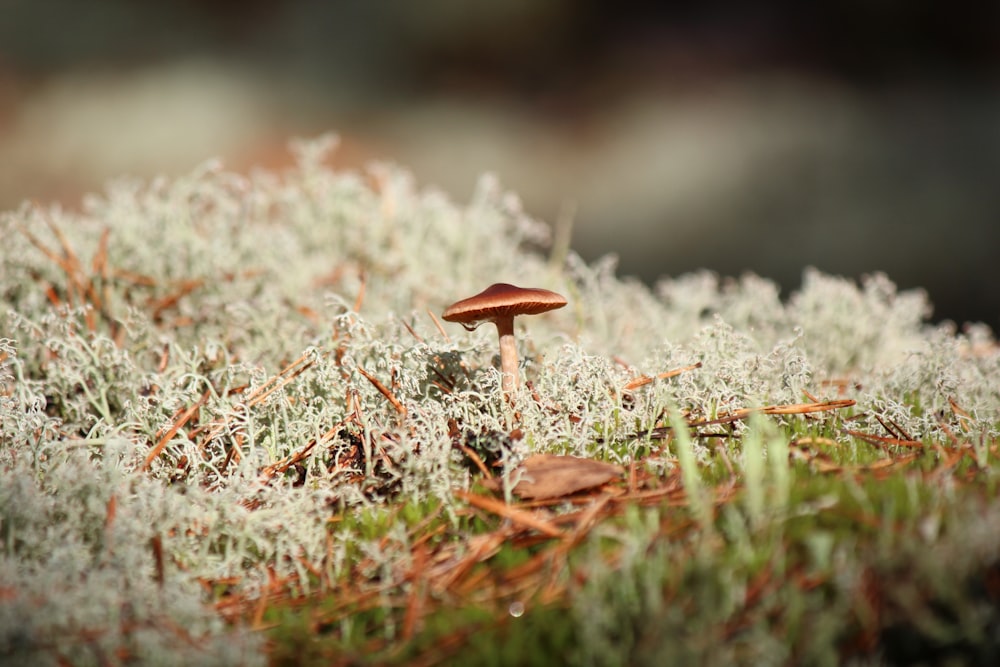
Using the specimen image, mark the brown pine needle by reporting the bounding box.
[150,534,165,587]
[456,490,563,539]
[245,353,315,407]
[353,270,367,313]
[457,443,492,477]
[43,216,88,298]
[258,421,347,483]
[400,318,424,343]
[427,364,454,393]
[259,441,318,483]
[888,417,913,442]
[143,390,211,471]
[686,399,856,427]
[793,436,841,448]
[433,530,509,592]
[427,309,449,342]
[218,434,243,475]
[43,284,62,307]
[934,418,964,454]
[949,397,971,419]
[842,428,923,449]
[104,494,117,535]
[148,279,204,321]
[43,215,100,327]
[757,399,856,415]
[92,227,110,280]
[623,362,702,390]
[560,494,612,550]
[248,362,314,408]
[80,231,108,313]
[112,268,158,286]
[874,415,900,439]
[43,212,81,269]
[16,220,83,309]
[156,345,171,373]
[15,221,66,271]
[357,366,407,416]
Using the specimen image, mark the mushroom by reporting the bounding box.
[442,283,567,394]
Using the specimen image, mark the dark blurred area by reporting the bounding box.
[2,1,998,329]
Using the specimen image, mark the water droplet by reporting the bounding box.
[508,601,525,617]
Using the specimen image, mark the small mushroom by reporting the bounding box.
[442,283,567,394]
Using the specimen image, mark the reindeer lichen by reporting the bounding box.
[2,136,998,665]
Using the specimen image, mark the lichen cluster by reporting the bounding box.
[2,136,997,664]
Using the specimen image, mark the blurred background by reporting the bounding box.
[2,0,998,330]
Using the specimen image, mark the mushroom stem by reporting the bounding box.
[494,316,519,394]
[442,283,565,399]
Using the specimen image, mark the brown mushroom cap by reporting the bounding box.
[442,283,567,327]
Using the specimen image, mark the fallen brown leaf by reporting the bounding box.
[486,454,624,500]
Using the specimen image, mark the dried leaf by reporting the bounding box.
[497,454,624,500]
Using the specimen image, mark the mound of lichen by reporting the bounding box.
[2,136,998,665]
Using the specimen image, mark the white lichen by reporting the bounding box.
[1,136,997,664]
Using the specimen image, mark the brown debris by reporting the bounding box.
[484,454,624,500]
